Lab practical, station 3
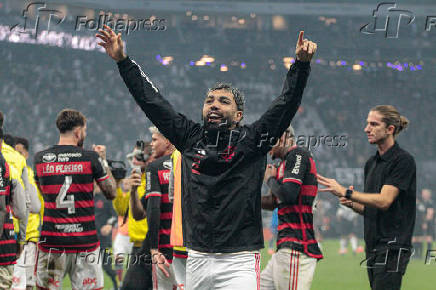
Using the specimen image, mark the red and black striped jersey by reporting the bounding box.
[275,146,323,259]
[0,152,17,265]
[140,155,173,262]
[34,145,108,253]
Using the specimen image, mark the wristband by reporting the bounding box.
[345,189,353,199]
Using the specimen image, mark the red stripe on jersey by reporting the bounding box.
[36,161,92,177]
[283,178,302,185]
[40,183,93,194]
[3,223,14,230]
[0,253,16,258]
[309,157,317,175]
[0,186,10,195]
[160,212,172,220]
[146,193,162,199]
[159,244,173,248]
[158,170,170,185]
[97,175,109,182]
[43,215,95,223]
[41,230,97,237]
[173,252,188,259]
[300,185,317,197]
[277,223,314,231]
[0,261,16,266]
[4,162,9,179]
[159,229,171,235]
[192,169,200,175]
[161,194,170,203]
[44,200,94,209]
[277,237,318,245]
[0,240,15,245]
[278,206,312,215]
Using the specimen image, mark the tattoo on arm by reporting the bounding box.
[98,167,117,200]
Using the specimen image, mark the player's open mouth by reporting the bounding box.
[207,112,223,123]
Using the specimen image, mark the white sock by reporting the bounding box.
[340,238,347,251]
[350,236,358,251]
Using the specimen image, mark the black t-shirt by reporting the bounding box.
[363,142,416,252]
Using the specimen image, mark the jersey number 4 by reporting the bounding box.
[56,176,75,214]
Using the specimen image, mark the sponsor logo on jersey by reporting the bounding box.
[291,154,302,175]
[55,224,84,233]
[83,277,97,287]
[42,153,57,163]
[163,160,172,170]
[57,152,83,162]
[158,170,170,185]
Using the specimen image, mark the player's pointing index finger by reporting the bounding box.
[297,31,304,46]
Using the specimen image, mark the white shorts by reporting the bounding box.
[12,242,38,289]
[172,256,186,289]
[36,246,104,290]
[260,248,317,290]
[186,250,261,290]
[113,233,133,257]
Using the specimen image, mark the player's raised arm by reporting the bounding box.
[253,31,317,153]
[96,25,198,152]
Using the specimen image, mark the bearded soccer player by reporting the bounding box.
[318,105,416,290]
[130,127,176,289]
[97,26,316,289]
[34,109,116,290]
[261,126,322,290]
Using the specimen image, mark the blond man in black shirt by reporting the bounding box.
[318,105,416,290]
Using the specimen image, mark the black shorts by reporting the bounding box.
[121,246,152,290]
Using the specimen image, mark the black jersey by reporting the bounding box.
[34,145,108,253]
[141,155,173,261]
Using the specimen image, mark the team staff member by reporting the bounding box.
[261,126,322,290]
[98,26,316,289]
[130,127,177,289]
[318,105,416,290]
[0,128,27,289]
[11,137,44,290]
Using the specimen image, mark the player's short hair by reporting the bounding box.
[149,126,160,135]
[15,137,29,152]
[371,105,409,137]
[207,82,245,114]
[56,109,86,134]
[3,134,16,147]
[0,111,3,128]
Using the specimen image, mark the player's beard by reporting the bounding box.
[202,114,235,131]
[77,132,85,148]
